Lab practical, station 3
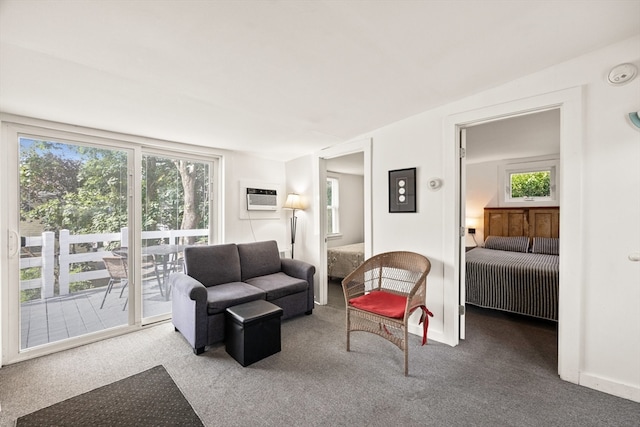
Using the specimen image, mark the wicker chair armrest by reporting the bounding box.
[341,260,372,301]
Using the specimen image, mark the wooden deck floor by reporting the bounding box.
[20,279,171,349]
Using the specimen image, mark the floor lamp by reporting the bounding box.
[283,193,304,258]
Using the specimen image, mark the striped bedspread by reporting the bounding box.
[465,248,559,321]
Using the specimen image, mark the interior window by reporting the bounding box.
[326,176,340,234]
[499,159,558,205]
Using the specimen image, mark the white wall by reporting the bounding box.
[222,152,288,247]
[465,160,499,244]
[326,172,364,248]
[332,36,640,401]
[284,156,318,299]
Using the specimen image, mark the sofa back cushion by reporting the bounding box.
[237,240,281,281]
[184,244,241,287]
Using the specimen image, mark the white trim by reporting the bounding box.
[579,373,640,403]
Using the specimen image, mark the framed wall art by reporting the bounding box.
[388,167,416,213]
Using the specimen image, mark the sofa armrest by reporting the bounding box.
[281,258,315,283]
[281,258,316,314]
[169,272,209,353]
[169,272,208,303]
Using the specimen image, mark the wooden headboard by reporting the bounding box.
[484,207,559,239]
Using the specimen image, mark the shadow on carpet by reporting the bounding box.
[16,365,203,426]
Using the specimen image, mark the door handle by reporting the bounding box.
[8,229,20,257]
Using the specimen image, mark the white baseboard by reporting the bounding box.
[580,372,640,403]
[408,323,448,346]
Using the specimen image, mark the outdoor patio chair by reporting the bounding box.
[101,256,129,310]
[342,251,432,376]
[112,247,167,297]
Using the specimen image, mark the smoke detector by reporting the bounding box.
[607,63,637,86]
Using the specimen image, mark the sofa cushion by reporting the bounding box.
[205,282,266,315]
[237,240,282,281]
[245,272,308,301]
[184,244,241,287]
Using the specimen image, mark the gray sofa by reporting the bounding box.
[169,240,315,354]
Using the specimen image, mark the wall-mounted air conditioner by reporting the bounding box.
[246,188,277,211]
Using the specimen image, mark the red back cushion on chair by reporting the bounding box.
[349,290,407,319]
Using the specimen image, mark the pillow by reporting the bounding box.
[531,237,559,255]
[349,290,407,318]
[483,236,530,253]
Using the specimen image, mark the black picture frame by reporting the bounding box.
[389,167,416,213]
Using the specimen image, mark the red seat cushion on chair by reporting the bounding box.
[349,290,407,318]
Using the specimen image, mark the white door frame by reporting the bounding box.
[314,139,372,305]
[444,87,583,384]
[458,128,467,340]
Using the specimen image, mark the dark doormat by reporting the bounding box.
[16,365,204,426]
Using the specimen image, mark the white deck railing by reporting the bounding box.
[20,227,208,299]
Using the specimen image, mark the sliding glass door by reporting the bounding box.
[3,120,219,363]
[18,136,131,349]
[141,153,211,320]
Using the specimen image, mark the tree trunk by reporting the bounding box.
[175,160,199,245]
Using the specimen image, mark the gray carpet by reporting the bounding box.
[15,365,203,426]
[1,285,639,426]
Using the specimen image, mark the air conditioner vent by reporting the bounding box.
[246,188,277,211]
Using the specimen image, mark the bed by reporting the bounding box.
[327,242,365,279]
[465,207,560,321]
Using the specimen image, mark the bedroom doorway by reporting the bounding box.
[325,153,365,309]
[459,109,561,364]
[316,138,372,306]
[460,108,561,327]
[449,86,584,383]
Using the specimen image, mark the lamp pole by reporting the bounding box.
[284,193,303,259]
[290,208,297,259]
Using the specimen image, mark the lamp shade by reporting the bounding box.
[465,217,479,228]
[283,193,304,210]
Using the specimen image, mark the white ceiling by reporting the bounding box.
[326,152,365,176]
[1,1,639,161]
[465,109,560,164]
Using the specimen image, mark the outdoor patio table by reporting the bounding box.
[143,244,186,299]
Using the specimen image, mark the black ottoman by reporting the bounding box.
[225,300,284,367]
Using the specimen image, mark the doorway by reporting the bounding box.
[446,86,584,383]
[325,153,365,309]
[459,109,561,368]
[315,138,372,306]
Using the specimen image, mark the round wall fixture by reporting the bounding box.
[607,63,637,85]
[427,178,442,191]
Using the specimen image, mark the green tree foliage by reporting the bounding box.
[21,139,209,237]
[142,156,209,237]
[21,141,128,234]
[19,138,210,297]
[510,171,550,198]
[20,140,81,223]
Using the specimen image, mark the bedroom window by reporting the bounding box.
[499,159,558,206]
[327,176,340,235]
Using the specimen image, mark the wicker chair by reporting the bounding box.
[342,251,432,376]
